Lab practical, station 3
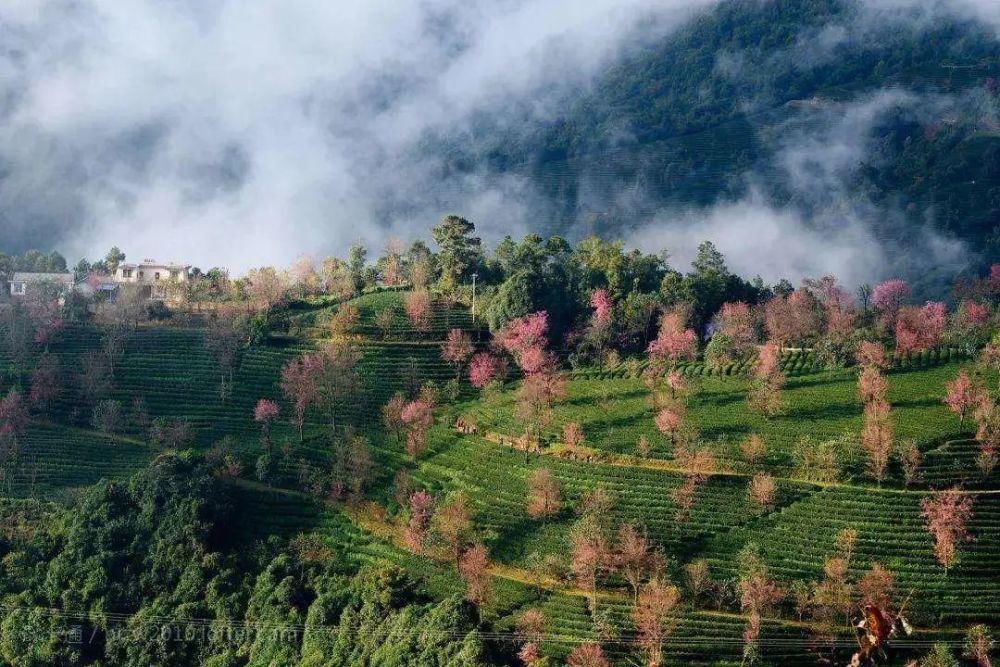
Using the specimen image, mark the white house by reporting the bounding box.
[114,260,191,300]
[8,272,75,298]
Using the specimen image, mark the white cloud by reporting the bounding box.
[625,89,972,287]
[0,0,715,272]
[0,0,995,279]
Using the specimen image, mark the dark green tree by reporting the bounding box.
[432,215,481,292]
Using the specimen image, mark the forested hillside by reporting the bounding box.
[425,0,1000,270]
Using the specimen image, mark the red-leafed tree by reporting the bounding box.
[204,307,245,402]
[738,546,784,666]
[855,341,888,370]
[382,392,407,444]
[517,643,541,667]
[570,515,612,612]
[327,303,360,337]
[29,353,62,416]
[616,522,663,602]
[716,301,757,360]
[253,398,280,452]
[921,487,974,573]
[458,543,491,606]
[562,422,585,451]
[637,434,651,459]
[861,399,893,484]
[404,289,432,333]
[858,365,888,404]
[468,351,502,390]
[748,343,784,417]
[895,301,947,355]
[280,352,323,439]
[77,351,112,408]
[857,340,894,483]
[631,578,681,667]
[740,434,767,465]
[497,311,552,373]
[526,468,561,522]
[583,288,615,368]
[654,406,683,447]
[872,279,910,315]
[764,288,822,346]
[898,439,922,487]
[25,296,64,349]
[647,311,697,367]
[973,397,1000,475]
[404,490,434,552]
[858,562,895,609]
[314,343,362,434]
[963,625,995,667]
[401,398,434,457]
[498,311,567,444]
[748,472,776,512]
[381,238,405,287]
[442,328,474,379]
[517,372,566,443]
[566,643,609,667]
[515,609,546,666]
[955,300,991,345]
[944,370,984,427]
[590,288,613,326]
[672,447,716,522]
[666,371,687,400]
[813,555,853,624]
[807,275,856,341]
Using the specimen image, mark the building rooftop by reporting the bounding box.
[119,260,190,270]
[10,272,74,284]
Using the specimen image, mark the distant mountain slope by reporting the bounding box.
[429,0,1000,268]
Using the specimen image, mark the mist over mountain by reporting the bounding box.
[1,0,998,291]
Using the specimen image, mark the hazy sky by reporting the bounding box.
[0,0,997,279]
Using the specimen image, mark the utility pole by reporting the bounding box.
[471,272,478,322]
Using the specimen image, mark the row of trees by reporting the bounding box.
[12,215,1000,356]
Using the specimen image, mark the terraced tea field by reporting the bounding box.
[458,362,974,482]
[2,317,996,665]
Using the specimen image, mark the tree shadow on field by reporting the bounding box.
[892,397,944,410]
[783,372,853,390]
[695,391,748,409]
[563,388,647,407]
[488,514,572,565]
[786,402,860,422]
[698,424,751,442]
[588,412,650,434]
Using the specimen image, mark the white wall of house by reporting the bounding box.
[8,273,74,298]
[114,262,190,299]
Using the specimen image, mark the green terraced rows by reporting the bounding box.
[402,427,1000,626]
[3,424,154,500]
[225,482,839,665]
[292,290,485,341]
[4,320,999,664]
[16,325,463,447]
[705,488,1000,624]
[460,363,974,483]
